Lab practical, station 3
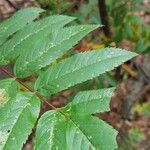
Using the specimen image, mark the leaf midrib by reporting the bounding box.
[69,117,95,150]
[45,54,129,87]
[48,116,56,149]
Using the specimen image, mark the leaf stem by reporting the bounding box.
[0,67,68,118]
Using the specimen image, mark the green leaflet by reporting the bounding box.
[65,88,115,114]
[14,25,100,78]
[0,92,40,150]
[34,88,118,150]
[0,79,20,106]
[0,15,75,65]
[35,48,137,96]
[0,7,44,45]
[0,89,8,107]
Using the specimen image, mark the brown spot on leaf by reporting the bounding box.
[0,89,8,106]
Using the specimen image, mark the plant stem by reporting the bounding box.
[0,67,68,118]
[98,0,111,38]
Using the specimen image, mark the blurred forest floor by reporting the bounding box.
[0,0,150,150]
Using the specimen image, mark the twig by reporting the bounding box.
[0,67,68,118]
[122,64,138,78]
[98,0,111,38]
